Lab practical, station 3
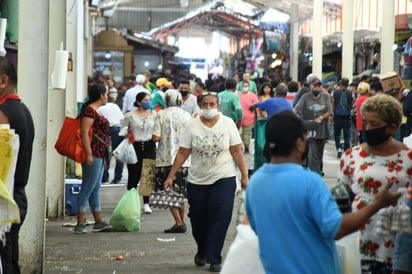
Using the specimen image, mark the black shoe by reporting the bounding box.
[209,264,221,272]
[337,150,342,158]
[164,223,186,233]
[111,179,121,184]
[194,254,206,267]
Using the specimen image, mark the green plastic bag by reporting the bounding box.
[254,119,267,170]
[110,188,141,232]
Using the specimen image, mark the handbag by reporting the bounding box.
[112,139,138,164]
[109,188,141,232]
[149,189,187,209]
[55,117,91,163]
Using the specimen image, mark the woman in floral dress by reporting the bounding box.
[338,94,412,273]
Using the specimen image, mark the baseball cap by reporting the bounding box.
[265,111,307,156]
[136,74,146,84]
[310,77,322,86]
[156,77,172,87]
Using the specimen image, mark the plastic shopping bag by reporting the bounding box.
[335,231,361,274]
[113,139,138,164]
[221,224,265,274]
[110,188,141,232]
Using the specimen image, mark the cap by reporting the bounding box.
[156,77,172,87]
[265,111,307,156]
[310,77,321,86]
[164,89,182,106]
[136,74,146,84]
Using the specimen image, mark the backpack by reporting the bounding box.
[334,90,351,116]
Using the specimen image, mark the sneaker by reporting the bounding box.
[337,149,342,158]
[209,264,222,272]
[111,179,121,184]
[74,223,87,234]
[143,204,152,214]
[194,254,206,266]
[164,223,187,233]
[92,221,112,232]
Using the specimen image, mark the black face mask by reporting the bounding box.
[364,126,391,146]
[161,87,168,92]
[180,91,189,97]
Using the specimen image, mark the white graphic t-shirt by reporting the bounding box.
[180,114,242,185]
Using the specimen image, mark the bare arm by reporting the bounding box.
[230,144,249,189]
[164,147,192,189]
[80,116,94,166]
[0,110,9,123]
[335,182,401,240]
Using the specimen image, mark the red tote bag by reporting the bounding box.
[54,117,91,163]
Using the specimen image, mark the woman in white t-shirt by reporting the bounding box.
[164,92,248,273]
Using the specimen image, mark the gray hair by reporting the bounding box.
[165,89,182,106]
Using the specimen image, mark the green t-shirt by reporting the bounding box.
[218,90,243,121]
[150,90,165,111]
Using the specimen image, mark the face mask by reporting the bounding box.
[161,87,168,92]
[242,87,249,92]
[141,101,151,110]
[311,90,320,97]
[180,91,189,97]
[200,108,218,119]
[364,126,391,146]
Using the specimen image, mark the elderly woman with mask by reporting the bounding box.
[164,92,248,272]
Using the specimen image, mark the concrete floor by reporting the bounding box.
[43,141,340,274]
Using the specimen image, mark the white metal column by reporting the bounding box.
[312,0,323,77]
[380,0,395,73]
[290,3,299,81]
[18,0,50,272]
[342,0,354,81]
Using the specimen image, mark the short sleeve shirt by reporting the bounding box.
[80,106,110,158]
[180,114,242,185]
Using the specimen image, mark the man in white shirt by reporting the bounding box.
[99,97,125,183]
[178,79,200,115]
[122,74,149,113]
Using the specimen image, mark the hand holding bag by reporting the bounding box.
[112,139,138,164]
[55,117,91,163]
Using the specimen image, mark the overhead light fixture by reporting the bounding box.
[337,41,342,48]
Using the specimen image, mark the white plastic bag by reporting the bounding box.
[113,139,138,164]
[221,224,265,274]
[336,231,361,274]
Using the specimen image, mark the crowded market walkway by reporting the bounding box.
[43,141,340,274]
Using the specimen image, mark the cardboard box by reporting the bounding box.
[65,179,82,216]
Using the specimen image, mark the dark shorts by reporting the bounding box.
[155,166,188,197]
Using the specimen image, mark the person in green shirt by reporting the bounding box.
[236,73,257,93]
[151,77,171,112]
[218,78,242,128]
[143,71,157,92]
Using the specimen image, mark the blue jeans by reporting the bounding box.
[333,116,352,151]
[187,177,236,265]
[102,126,124,182]
[79,157,103,212]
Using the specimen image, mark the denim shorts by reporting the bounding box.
[392,232,412,272]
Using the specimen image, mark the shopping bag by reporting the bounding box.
[236,189,248,225]
[149,189,187,209]
[55,117,91,163]
[110,188,141,232]
[335,231,361,274]
[112,139,138,164]
[221,224,265,274]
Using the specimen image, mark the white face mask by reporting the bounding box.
[200,108,218,119]
[242,87,249,92]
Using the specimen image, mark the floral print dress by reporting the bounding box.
[338,145,412,265]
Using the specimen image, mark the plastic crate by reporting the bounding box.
[65,179,82,216]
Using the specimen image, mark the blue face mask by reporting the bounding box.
[141,101,151,110]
